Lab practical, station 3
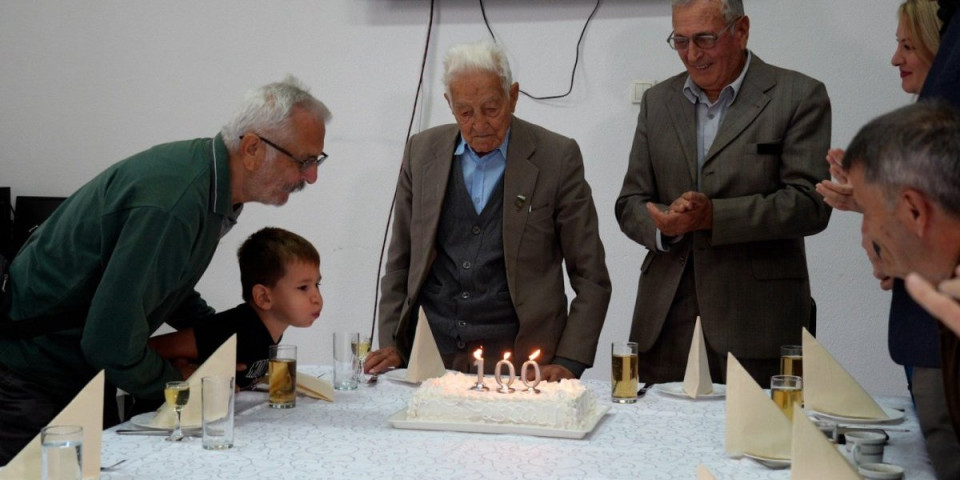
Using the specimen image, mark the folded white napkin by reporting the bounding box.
[683,316,713,398]
[695,464,717,480]
[790,403,860,479]
[802,329,888,419]
[150,334,237,428]
[297,375,334,401]
[725,353,791,460]
[0,371,104,480]
[406,307,447,382]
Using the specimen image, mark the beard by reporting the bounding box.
[249,155,307,205]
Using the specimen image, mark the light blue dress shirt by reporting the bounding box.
[656,51,752,252]
[454,130,510,214]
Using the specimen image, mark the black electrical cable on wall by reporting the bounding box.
[479,0,602,100]
[370,0,436,342]
[369,0,600,342]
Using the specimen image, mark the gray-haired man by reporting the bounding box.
[0,76,330,463]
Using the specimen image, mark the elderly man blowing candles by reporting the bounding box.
[365,41,611,381]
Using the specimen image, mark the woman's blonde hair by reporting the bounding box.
[899,0,942,66]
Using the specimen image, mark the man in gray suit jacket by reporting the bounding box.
[615,0,831,386]
[365,41,611,381]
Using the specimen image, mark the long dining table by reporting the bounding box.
[99,366,935,479]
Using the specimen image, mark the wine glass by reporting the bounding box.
[352,334,372,383]
[164,380,190,441]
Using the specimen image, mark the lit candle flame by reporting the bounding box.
[504,352,511,360]
[473,348,483,360]
[529,349,541,361]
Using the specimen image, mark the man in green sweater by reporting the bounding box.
[0,75,331,464]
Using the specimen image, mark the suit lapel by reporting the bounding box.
[501,118,540,288]
[419,127,458,258]
[665,81,699,187]
[704,56,774,164]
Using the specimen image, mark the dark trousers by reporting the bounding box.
[0,362,150,465]
[912,367,960,480]
[636,262,779,389]
[0,362,70,465]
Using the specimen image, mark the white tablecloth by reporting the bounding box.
[99,366,935,480]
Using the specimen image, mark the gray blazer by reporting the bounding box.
[379,117,611,369]
[615,55,831,363]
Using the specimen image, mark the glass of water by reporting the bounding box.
[41,425,82,480]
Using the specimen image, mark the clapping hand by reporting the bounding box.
[816,148,862,212]
[646,191,713,236]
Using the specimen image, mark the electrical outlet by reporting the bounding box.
[632,80,656,104]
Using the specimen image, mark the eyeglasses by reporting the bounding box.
[242,134,328,171]
[666,17,742,51]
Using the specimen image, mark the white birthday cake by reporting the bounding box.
[406,371,597,430]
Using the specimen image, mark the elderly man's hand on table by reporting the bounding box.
[540,364,575,382]
[906,267,960,338]
[364,346,403,374]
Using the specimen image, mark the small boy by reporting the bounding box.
[149,227,323,389]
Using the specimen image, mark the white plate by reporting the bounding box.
[129,412,201,430]
[381,369,456,385]
[807,406,905,425]
[654,382,726,399]
[388,404,611,439]
[743,452,790,469]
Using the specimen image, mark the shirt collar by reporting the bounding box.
[454,128,511,159]
[210,133,234,217]
[682,50,752,106]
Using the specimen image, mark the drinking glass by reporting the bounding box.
[201,376,235,450]
[779,345,803,406]
[333,332,359,390]
[163,381,190,441]
[611,342,639,404]
[780,345,803,377]
[352,334,372,383]
[770,375,803,421]
[269,344,298,408]
[41,425,82,480]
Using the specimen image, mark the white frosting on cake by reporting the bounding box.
[406,372,597,430]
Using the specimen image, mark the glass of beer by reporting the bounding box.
[770,375,803,421]
[780,345,802,377]
[268,344,297,408]
[163,381,190,441]
[611,342,639,404]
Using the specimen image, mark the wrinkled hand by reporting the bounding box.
[364,346,403,374]
[815,148,862,212]
[539,364,575,382]
[861,233,893,290]
[905,267,960,338]
[816,180,859,212]
[646,192,713,236]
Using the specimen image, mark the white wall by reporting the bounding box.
[0,0,914,395]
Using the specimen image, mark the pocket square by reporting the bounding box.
[756,143,783,155]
